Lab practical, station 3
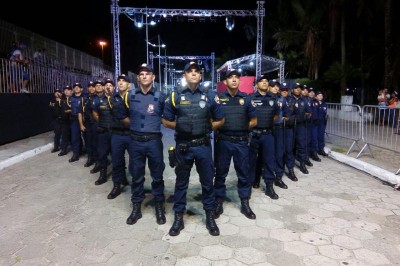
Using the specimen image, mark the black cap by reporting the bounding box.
[184,61,201,72]
[292,83,302,89]
[88,81,95,87]
[302,84,309,91]
[316,91,323,96]
[137,63,154,73]
[104,78,114,86]
[256,74,269,83]
[94,80,104,86]
[64,85,72,90]
[54,88,62,93]
[269,79,280,87]
[73,82,82,88]
[225,69,241,79]
[117,74,130,83]
[280,82,289,91]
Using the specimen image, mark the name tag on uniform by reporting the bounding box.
[180,100,191,105]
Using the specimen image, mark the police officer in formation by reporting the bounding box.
[58,85,72,156]
[279,83,299,182]
[91,79,114,185]
[82,81,98,168]
[214,69,257,220]
[300,85,314,167]
[312,91,328,157]
[291,83,312,174]
[249,74,281,200]
[105,76,130,200]
[49,88,63,153]
[117,64,167,225]
[162,61,225,236]
[68,82,86,163]
[269,80,289,190]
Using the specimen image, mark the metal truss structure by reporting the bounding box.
[111,0,265,86]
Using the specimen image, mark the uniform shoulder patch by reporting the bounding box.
[214,95,220,104]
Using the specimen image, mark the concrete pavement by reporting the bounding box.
[1,128,400,265]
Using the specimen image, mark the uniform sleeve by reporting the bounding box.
[91,97,99,112]
[209,91,224,121]
[246,97,257,118]
[281,98,289,117]
[162,93,176,121]
[158,92,167,116]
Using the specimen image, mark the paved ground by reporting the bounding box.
[1,128,400,265]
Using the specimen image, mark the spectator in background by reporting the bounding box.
[388,90,399,128]
[377,88,390,126]
[21,58,30,93]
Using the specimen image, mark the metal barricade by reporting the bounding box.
[325,103,362,155]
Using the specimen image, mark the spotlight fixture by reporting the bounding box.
[225,16,235,31]
[134,13,144,28]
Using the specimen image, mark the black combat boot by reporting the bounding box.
[240,199,256,219]
[169,212,184,236]
[51,147,60,153]
[310,152,321,162]
[107,183,122,199]
[90,163,101,174]
[84,156,95,167]
[126,203,142,225]
[318,149,328,157]
[274,176,288,189]
[68,153,80,163]
[214,198,224,219]
[155,202,166,225]
[287,168,298,182]
[205,211,220,236]
[253,174,261,189]
[94,168,108,185]
[299,162,309,174]
[58,150,68,156]
[265,182,279,200]
[304,157,313,167]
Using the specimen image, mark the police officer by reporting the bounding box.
[214,69,257,220]
[117,65,167,225]
[301,85,314,166]
[249,74,280,199]
[49,88,63,153]
[82,81,98,168]
[106,75,130,200]
[58,85,72,156]
[91,79,114,185]
[269,79,289,189]
[315,91,328,157]
[291,83,312,174]
[68,82,86,163]
[309,89,322,162]
[162,61,225,236]
[280,83,299,182]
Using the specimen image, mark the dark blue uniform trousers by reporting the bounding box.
[83,121,98,161]
[249,133,276,184]
[273,126,284,178]
[284,127,295,169]
[173,143,216,213]
[97,130,112,169]
[214,140,251,199]
[60,120,71,152]
[295,124,307,162]
[111,133,130,184]
[70,119,82,154]
[310,121,319,154]
[128,138,165,204]
[317,121,326,151]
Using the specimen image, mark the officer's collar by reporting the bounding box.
[181,85,205,94]
[135,86,156,95]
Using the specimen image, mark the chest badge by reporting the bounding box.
[239,98,244,105]
[199,100,206,109]
[147,104,155,114]
[269,100,274,106]
[295,103,298,108]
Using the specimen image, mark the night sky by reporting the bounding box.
[0,0,264,73]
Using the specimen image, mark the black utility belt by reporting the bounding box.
[252,128,273,135]
[111,128,130,135]
[274,124,284,129]
[130,133,162,142]
[217,134,248,142]
[177,136,210,147]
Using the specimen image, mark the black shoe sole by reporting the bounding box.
[126,213,142,225]
[169,224,184,236]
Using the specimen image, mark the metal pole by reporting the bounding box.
[158,34,161,91]
[146,8,149,64]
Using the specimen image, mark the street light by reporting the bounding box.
[99,41,106,62]
[147,35,166,91]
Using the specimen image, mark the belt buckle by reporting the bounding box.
[143,135,149,142]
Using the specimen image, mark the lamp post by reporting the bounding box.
[99,41,106,62]
[147,35,166,91]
